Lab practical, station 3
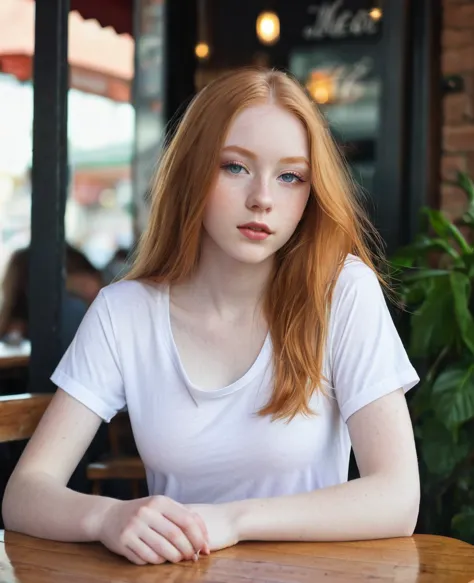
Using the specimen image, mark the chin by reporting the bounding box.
[202,231,277,266]
[226,247,275,265]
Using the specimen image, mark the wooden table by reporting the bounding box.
[1,531,473,582]
[0,341,30,370]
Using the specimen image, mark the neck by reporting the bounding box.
[181,233,274,317]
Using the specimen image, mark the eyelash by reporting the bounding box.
[221,161,305,183]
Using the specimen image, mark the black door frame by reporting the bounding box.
[405,0,442,245]
[374,0,441,253]
[29,0,69,393]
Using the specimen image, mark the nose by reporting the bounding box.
[245,177,274,213]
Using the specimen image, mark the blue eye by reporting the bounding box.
[280,173,302,184]
[223,163,246,174]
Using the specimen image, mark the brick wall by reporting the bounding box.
[441,0,474,221]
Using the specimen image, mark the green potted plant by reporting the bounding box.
[390,171,474,544]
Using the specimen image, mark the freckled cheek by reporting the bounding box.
[276,188,311,228]
[212,177,248,207]
[204,183,240,228]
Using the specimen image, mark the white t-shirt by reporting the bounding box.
[51,256,419,504]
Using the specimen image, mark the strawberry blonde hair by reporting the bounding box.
[126,67,385,422]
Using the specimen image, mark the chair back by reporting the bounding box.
[0,393,52,443]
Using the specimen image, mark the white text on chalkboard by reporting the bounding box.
[303,0,380,40]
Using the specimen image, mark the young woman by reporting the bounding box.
[2,68,420,566]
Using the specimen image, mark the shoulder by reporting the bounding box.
[328,254,388,329]
[332,254,380,303]
[90,280,168,328]
[76,279,169,348]
[99,279,167,309]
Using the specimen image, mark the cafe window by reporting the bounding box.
[0,5,135,290]
[290,44,381,196]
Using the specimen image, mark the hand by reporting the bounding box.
[186,503,240,552]
[98,495,210,565]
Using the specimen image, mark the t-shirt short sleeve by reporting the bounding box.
[50,289,126,422]
[328,259,419,423]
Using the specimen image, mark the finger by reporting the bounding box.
[139,523,189,563]
[141,510,196,559]
[161,506,207,553]
[192,511,210,543]
[122,546,147,565]
[191,512,211,554]
[125,537,165,565]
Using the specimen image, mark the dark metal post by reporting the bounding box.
[372,0,411,254]
[164,0,197,127]
[29,0,69,392]
[405,0,442,243]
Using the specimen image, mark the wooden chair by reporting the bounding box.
[0,393,52,443]
[0,394,145,498]
[86,412,146,498]
[0,393,53,531]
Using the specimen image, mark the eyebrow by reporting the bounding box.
[222,145,309,167]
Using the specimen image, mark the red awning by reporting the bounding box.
[70,0,133,36]
[0,0,134,102]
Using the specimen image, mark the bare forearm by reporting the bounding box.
[231,475,419,543]
[2,472,119,542]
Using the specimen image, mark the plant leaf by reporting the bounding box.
[401,269,451,283]
[458,171,474,206]
[424,208,472,255]
[391,236,460,267]
[402,280,429,305]
[432,363,474,430]
[429,238,461,261]
[410,276,455,357]
[461,209,474,228]
[410,379,435,419]
[461,253,474,279]
[410,347,451,421]
[452,508,474,544]
[420,417,470,477]
[450,272,474,355]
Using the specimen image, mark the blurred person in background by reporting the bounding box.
[0,244,103,348]
[65,245,104,304]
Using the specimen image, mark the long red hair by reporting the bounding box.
[126,68,385,421]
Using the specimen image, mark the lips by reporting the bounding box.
[237,222,273,241]
[237,222,272,234]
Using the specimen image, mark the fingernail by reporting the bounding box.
[193,550,200,562]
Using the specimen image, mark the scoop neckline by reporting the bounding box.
[164,285,271,401]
